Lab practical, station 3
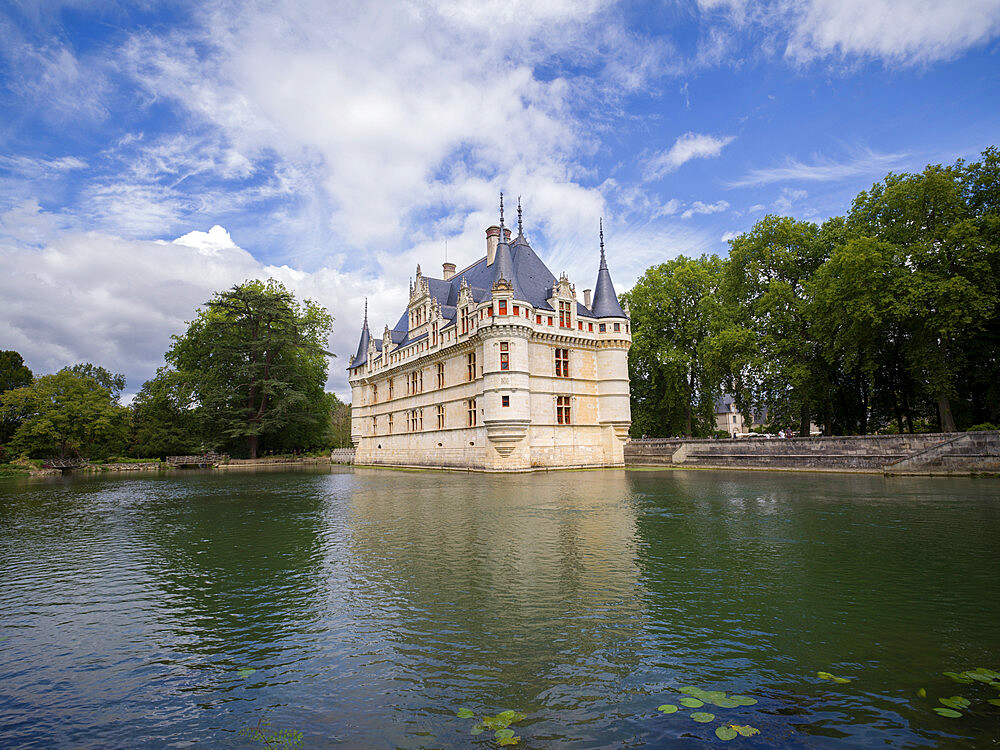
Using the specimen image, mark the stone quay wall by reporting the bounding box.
[330,449,356,464]
[625,431,1000,475]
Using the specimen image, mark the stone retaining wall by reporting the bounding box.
[330,449,356,464]
[625,432,1000,474]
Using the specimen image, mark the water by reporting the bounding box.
[0,467,998,748]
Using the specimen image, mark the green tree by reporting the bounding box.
[129,368,205,458]
[329,394,352,448]
[846,160,998,431]
[719,216,828,436]
[624,255,724,437]
[0,368,127,459]
[0,350,33,446]
[167,279,334,458]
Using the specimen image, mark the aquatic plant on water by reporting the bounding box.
[925,667,1000,719]
[456,707,528,746]
[238,716,303,749]
[658,686,760,741]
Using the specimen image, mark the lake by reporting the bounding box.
[1,467,998,748]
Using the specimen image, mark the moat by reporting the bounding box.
[1,467,998,747]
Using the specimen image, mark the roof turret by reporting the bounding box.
[349,298,371,369]
[590,218,627,318]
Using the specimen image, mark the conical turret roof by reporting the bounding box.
[590,220,626,318]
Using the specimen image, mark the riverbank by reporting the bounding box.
[624,430,1000,475]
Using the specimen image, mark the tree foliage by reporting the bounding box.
[128,368,205,458]
[0,350,33,445]
[0,367,127,459]
[629,147,1000,436]
[167,279,334,458]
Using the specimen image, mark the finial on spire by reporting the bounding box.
[364,298,368,326]
[599,218,607,269]
[499,192,505,230]
[517,196,523,235]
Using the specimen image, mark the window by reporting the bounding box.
[433,323,438,346]
[559,300,571,328]
[614,322,621,332]
[500,341,509,371]
[419,370,423,391]
[555,348,569,377]
[588,323,593,332]
[498,300,507,315]
[419,409,423,430]
[578,321,583,330]
[557,396,571,424]
[388,412,393,433]
[436,362,445,388]
[513,305,519,315]
[599,323,607,332]
[548,316,553,326]
[536,314,542,324]
[467,398,477,426]
[371,384,377,403]
[436,404,445,429]
[467,352,476,381]
[461,307,469,335]
[371,415,377,434]
[502,395,510,408]
[388,378,394,400]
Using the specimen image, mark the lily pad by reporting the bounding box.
[972,667,1000,679]
[730,695,758,706]
[237,668,256,678]
[987,699,1000,707]
[679,697,704,708]
[713,697,741,709]
[933,707,962,718]
[731,725,760,737]
[495,728,515,740]
[678,686,703,695]
[818,671,851,684]
[690,712,715,723]
[917,688,927,698]
[939,696,970,710]
[456,708,475,719]
[703,690,727,702]
[497,737,520,747]
[715,726,738,741]
[470,724,484,736]
[943,671,974,684]
[657,704,678,714]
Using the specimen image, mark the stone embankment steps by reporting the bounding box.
[625,432,1000,475]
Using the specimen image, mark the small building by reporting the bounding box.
[347,198,631,471]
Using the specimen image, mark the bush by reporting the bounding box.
[967,423,998,432]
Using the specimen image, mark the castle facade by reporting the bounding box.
[348,200,630,471]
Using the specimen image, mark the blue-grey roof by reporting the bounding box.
[590,248,626,318]
[350,218,625,371]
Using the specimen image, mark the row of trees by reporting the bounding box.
[625,147,1000,437]
[0,280,353,462]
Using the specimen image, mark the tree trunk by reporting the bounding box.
[937,396,957,433]
[799,399,810,437]
[248,433,258,460]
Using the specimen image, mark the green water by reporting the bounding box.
[0,467,998,748]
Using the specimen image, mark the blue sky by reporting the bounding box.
[2,0,999,399]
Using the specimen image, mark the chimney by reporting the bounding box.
[486,225,500,266]
[442,262,456,280]
[583,289,592,308]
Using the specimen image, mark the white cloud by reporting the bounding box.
[785,0,1000,66]
[0,203,384,400]
[773,187,808,213]
[645,132,735,180]
[728,148,906,187]
[720,231,737,243]
[681,199,730,219]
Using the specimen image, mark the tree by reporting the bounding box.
[65,362,127,400]
[719,216,828,436]
[330,394,352,448]
[129,368,205,458]
[167,279,334,458]
[624,255,725,437]
[0,350,33,446]
[0,368,127,459]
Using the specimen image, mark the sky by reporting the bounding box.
[2,0,999,400]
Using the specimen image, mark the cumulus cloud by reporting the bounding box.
[645,133,736,180]
[0,203,389,399]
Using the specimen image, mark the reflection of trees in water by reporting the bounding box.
[339,469,646,713]
[134,470,331,662]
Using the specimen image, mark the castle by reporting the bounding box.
[348,198,631,471]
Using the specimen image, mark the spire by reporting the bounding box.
[590,219,626,319]
[517,195,523,237]
[498,193,507,242]
[599,217,606,269]
[350,299,372,370]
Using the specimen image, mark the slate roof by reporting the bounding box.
[350,214,626,371]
